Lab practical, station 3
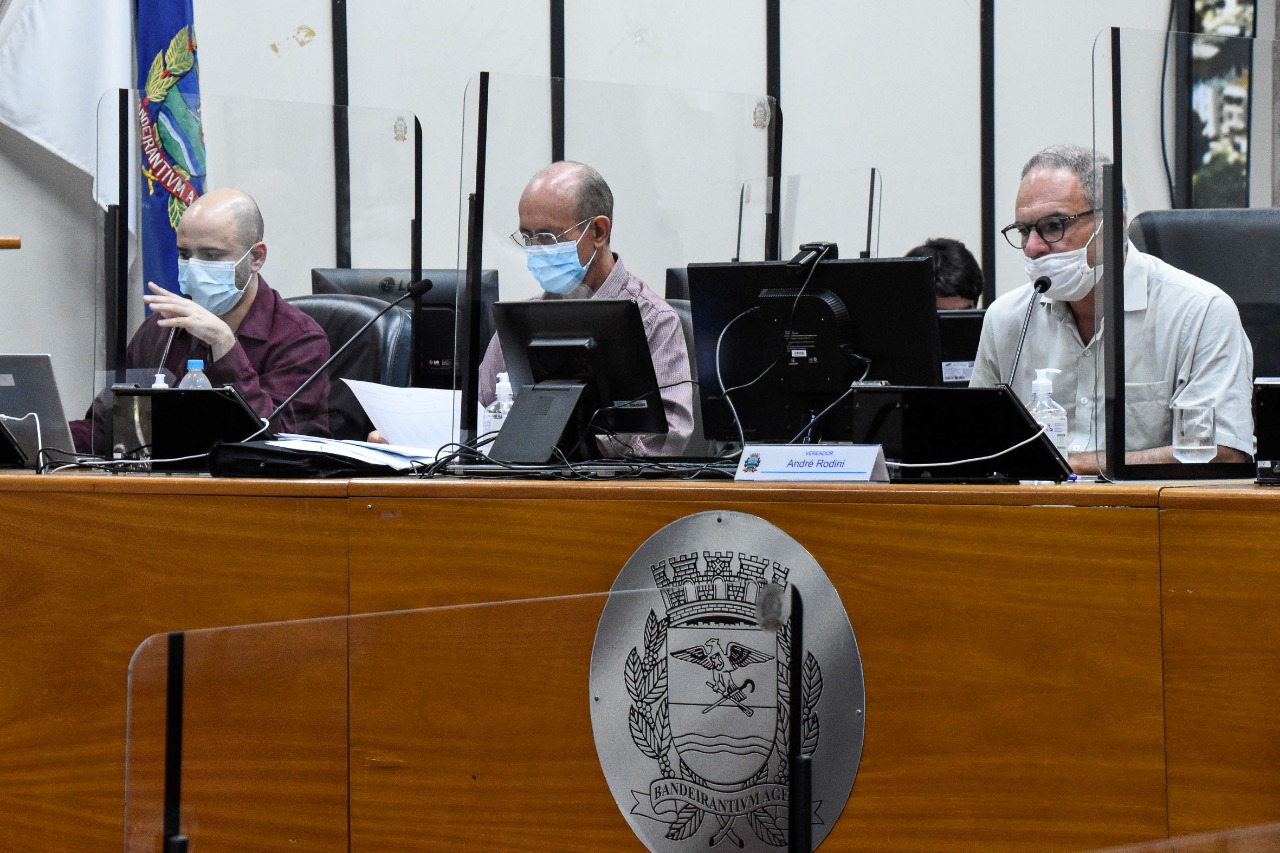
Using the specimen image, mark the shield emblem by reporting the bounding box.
[667,623,777,784]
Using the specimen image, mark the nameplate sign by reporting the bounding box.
[735,444,889,483]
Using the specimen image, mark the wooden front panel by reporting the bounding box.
[0,484,349,852]
[1161,490,1280,836]
[348,488,1167,851]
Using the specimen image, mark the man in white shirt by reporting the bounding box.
[971,144,1253,474]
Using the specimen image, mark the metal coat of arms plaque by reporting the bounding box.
[590,511,865,851]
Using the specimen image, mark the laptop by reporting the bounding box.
[937,309,985,387]
[0,354,77,468]
[842,384,1072,483]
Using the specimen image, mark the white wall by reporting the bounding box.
[4,0,1263,416]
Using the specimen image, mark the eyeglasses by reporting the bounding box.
[509,216,597,248]
[1000,209,1098,250]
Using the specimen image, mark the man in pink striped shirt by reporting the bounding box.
[479,161,693,457]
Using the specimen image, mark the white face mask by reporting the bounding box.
[1023,226,1103,302]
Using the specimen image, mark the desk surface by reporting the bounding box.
[0,472,1275,852]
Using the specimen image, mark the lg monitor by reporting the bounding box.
[488,298,667,463]
[687,256,942,444]
[310,267,499,389]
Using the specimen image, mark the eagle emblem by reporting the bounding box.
[671,638,773,716]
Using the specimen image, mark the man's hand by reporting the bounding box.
[144,282,237,361]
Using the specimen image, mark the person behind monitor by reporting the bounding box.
[969,143,1253,474]
[906,236,983,310]
[70,188,330,453]
[478,160,694,457]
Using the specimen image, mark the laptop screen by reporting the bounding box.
[0,354,75,467]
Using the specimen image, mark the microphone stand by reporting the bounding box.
[265,279,432,429]
[1006,276,1050,388]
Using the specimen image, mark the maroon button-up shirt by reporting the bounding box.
[71,276,330,454]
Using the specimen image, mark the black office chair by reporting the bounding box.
[287,294,413,440]
[1129,208,1280,377]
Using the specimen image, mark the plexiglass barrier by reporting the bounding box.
[1086,822,1280,852]
[92,91,420,454]
[738,169,885,262]
[1086,27,1273,478]
[125,586,848,851]
[458,74,777,305]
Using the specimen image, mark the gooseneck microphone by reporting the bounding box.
[265,278,433,429]
[1006,276,1051,388]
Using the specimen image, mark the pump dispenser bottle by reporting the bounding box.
[1028,367,1069,456]
[483,372,514,435]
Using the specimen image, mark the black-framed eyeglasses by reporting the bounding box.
[509,216,597,249]
[1000,209,1098,250]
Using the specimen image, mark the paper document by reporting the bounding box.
[270,435,439,471]
[343,379,461,450]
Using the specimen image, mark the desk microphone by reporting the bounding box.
[153,294,193,388]
[265,278,433,429]
[1006,276,1051,388]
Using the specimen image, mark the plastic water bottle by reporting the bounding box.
[1028,367,1069,457]
[177,359,213,390]
[482,372,514,434]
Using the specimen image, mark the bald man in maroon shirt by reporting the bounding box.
[72,189,330,454]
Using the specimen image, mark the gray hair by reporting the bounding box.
[561,161,614,226]
[1021,144,1126,213]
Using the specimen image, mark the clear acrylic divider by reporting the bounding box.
[125,585,839,851]
[1090,27,1274,479]
[1085,822,1280,852]
[738,168,885,262]
[92,91,419,455]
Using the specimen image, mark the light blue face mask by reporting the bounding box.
[178,246,253,315]
[525,230,597,295]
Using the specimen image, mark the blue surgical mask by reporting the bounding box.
[525,232,597,295]
[178,246,253,315]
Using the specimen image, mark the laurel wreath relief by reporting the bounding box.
[626,612,823,847]
[142,26,199,229]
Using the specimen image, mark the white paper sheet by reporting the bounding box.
[342,379,461,450]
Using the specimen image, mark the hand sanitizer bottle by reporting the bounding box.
[1028,367,1069,456]
[482,372,514,435]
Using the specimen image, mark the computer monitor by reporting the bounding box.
[687,256,942,443]
[937,308,985,387]
[488,298,668,463]
[310,268,499,389]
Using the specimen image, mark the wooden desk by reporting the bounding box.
[2,473,1274,851]
[1159,485,1280,837]
[0,473,350,851]
[345,479,1166,852]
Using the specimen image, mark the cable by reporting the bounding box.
[1,412,42,461]
[785,359,872,445]
[889,423,1049,469]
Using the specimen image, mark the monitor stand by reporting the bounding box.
[487,382,587,464]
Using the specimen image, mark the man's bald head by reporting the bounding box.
[523,161,614,228]
[181,188,264,251]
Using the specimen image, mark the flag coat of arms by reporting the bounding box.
[136,0,205,295]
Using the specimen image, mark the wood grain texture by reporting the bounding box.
[0,486,349,853]
[1161,491,1280,836]
[348,491,1167,851]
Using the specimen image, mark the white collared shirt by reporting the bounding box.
[971,247,1255,455]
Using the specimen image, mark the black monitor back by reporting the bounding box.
[489,298,666,462]
[310,268,499,389]
[938,308,985,387]
[687,257,942,443]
